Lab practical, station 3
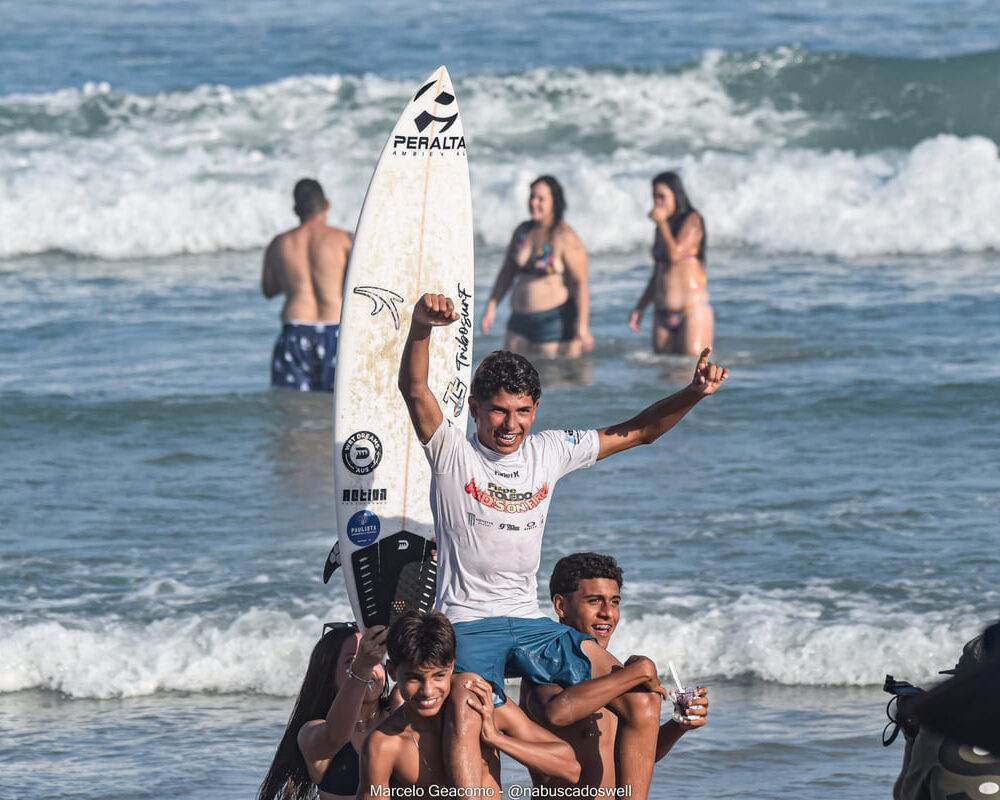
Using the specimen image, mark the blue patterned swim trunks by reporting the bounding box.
[270,322,339,392]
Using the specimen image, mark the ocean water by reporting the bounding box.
[2,2,999,798]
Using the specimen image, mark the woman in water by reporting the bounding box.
[481,175,593,357]
[629,172,713,355]
[257,622,397,800]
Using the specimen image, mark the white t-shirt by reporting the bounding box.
[422,419,599,623]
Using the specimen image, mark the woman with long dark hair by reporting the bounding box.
[629,172,713,355]
[257,623,396,800]
[481,175,593,357]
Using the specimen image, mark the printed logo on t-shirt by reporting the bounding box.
[564,430,582,445]
[464,478,548,513]
[466,512,494,528]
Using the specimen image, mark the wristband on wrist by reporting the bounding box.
[346,661,375,689]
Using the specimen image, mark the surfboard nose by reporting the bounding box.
[416,65,451,88]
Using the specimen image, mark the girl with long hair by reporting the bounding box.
[257,623,397,800]
[629,171,713,355]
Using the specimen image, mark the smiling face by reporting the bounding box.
[528,181,555,226]
[554,577,621,649]
[334,632,387,703]
[653,182,676,217]
[391,659,454,718]
[469,390,539,455]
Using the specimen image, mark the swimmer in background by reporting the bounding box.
[262,178,353,391]
[481,175,593,357]
[629,172,713,356]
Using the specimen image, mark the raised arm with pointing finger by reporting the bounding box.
[595,346,728,460]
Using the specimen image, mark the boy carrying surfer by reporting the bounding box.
[358,610,579,797]
[520,553,709,791]
[398,292,728,797]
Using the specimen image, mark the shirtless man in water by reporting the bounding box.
[262,178,353,391]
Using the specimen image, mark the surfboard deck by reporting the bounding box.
[326,66,474,630]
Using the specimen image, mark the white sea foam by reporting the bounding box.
[0,605,351,699]
[0,589,981,698]
[613,579,987,687]
[1,66,998,261]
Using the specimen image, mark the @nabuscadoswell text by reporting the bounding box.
[369,787,634,798]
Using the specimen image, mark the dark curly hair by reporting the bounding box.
[471,350,541,404]
[387,610,456,669]
[549,552,624,599]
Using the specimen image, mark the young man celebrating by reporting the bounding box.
[398,293,728,797]
[358,610,579,797]
[521,553,709,791]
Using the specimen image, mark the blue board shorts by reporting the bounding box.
[271,322,339,392]
[454,616,594,706]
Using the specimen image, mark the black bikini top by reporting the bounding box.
[316,741,359,796]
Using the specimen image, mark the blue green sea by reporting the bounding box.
[2,2,999,797]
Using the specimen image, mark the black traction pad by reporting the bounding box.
[351,530,437,629]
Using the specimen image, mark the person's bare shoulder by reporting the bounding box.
[319,225,353,258]
[265,230,288,256]
[555,221,585,252]
[365,709,408,755]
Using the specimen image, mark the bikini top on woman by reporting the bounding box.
[317,741,359,796]
[652,212,706,265]
[513,227,558,276]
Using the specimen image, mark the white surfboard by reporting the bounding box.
[325,66,474,629]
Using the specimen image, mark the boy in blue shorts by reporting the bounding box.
[398,293,728,797]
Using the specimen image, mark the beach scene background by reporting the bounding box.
[2,1,999,797]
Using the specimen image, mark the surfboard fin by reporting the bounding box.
[322,541,342,584]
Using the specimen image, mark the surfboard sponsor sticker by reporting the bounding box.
[442,377,467,417]
[353,286,404,331]
[454,284,473,370]
[391,81,466,155]
[346,510,381,546]
[342,488,388,503]
[343,431,383,475]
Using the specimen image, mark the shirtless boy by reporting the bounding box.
[261,178,353,391]
[520,553,709,790]
[398,293,728,798]
[358,610,580,798]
